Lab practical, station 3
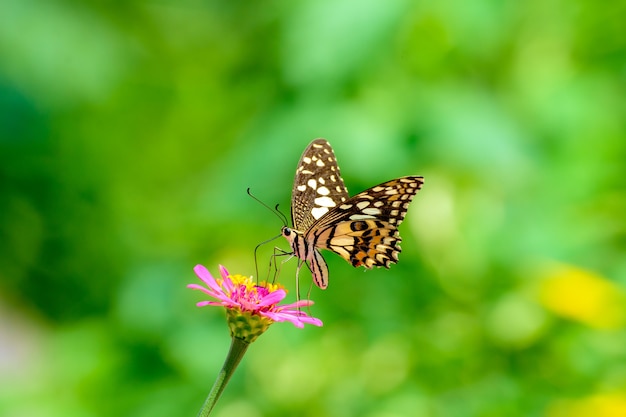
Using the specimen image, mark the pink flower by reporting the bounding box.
[188,264,323,330]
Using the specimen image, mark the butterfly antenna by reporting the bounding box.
[273,204,289,226]
[246,188,288,226]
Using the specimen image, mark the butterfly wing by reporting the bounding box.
[286,139,424,289]
[290,139,350,232]
[308,176,424,269]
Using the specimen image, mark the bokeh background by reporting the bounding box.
[1,0,626,416]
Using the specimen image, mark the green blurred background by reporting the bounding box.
[1,0,625,416]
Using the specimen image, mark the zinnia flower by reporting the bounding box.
[188,264,322,342]
[188,263,323,416]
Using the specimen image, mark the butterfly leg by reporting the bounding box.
[270,247,312,303]
[295,258,300,300]
[295,258,310,303]
[268,246,294,285]
[254,233,285,284]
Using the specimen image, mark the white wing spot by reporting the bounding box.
[362,207,381,215]
[314,196,336,207]
[319,177,325,184]
[392,201,402,208]
[373,201,385,207]
[297,185,307,192]
[307,179,317,189]
[311,206,329,219]
[303,157,311,164]
[372,186,384,192]
[349,214,376,220]
[339,204,353,210]
[330,175,337,182]
[317,186,330,195]
[356,201,370,209]
[385,188,398,195]
[316,159,325,167]
[390,209,399,216]
[335,186,344,192]
[301,169,313,175]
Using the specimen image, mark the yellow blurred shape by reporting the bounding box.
[547,393,626,417]
[538,263,625,329]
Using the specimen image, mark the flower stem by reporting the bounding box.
[196,337,250,417]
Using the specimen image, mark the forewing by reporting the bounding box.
[290,139,350,231]
[309,176,424,269]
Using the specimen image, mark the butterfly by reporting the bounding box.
[281,138,424,289]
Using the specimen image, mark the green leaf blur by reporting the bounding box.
[1,0,625,416]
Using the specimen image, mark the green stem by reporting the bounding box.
[196,337,250,417]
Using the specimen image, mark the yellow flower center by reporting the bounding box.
[220,274,285,295]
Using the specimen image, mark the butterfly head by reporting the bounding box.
[281,226,296,242]
[281,225,306,246]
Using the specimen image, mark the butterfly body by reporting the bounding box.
[283,139,423,289]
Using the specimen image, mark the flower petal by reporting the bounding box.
[187,283,233,304]
[257,289,287,307]
[298,316,323,327]
[219,265,235,293]
[193,265,223,293]
[261,311,304,327]
[219,264,230,279]
[277,300,315,310]
[262,311,323,328]
[197,301,223,307]
[186,283,216,294]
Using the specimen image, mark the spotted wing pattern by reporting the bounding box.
[284,138,424,289]
[290,139,349,232]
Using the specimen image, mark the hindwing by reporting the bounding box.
[310,177,423,269]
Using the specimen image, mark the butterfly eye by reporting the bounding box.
[282,227,292,237]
